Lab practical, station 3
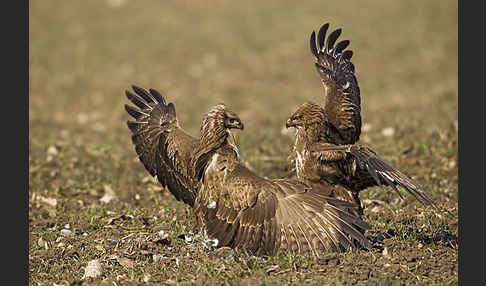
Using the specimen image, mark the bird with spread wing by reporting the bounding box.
[125,85,200,207]
[286,23,437,218]
[125,85,371,256]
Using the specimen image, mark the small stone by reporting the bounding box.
[99,193,116,204]
[60,229,73,237]
[152,254,164,262]
[37,237,45,248]
[381,127,395,137]
[47,146,59,156]
[82,259,103,279]
[36,195,57,207]
[100,185,117,203]
[382,247,391,258]
[117,257,135,269]
[158,230,168,239]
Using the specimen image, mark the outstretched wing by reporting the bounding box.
[309,143,437,209]
[310,23,361,144]
[125,85,199,207]
[195,161,370,256]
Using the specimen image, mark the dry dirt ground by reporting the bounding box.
[29,1,458,285]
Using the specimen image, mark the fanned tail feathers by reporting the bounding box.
[349,146,437,209]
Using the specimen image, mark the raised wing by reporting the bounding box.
[195,156,370,256]
[310,143,437,209]
[310,23,361,144]
[125,85,199,207]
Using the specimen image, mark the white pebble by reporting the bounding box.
[381,127,395,137]
[152,254,164,262]
[82,259,103,279]
[47,146,59,156]
[60,229,73,237]
[158,230,167,238]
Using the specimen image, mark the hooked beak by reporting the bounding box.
[286,119,296,128]
[231,121,244,130]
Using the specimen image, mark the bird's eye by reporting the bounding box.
[229,118,237,123]
[292,115,300,121]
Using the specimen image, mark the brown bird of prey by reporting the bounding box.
[125,85,370,256]
[286,23,436,218]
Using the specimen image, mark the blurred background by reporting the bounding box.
[29,0,458,197]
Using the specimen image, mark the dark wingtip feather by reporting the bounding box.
[132,85,156,104]
[334,40,350,55]
[125,104,146,120]
[127,120,143,133]
[342,50,353,60]
[126,90,150,110]
[317,23,329,51]
[326,29,342,52]
[310,31,318,59]
[149,88,166,105]
[167,102,177,118]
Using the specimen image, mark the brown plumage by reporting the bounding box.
[286,24,436,216]
[125,85,200,207]
[125,86,370,256]
[309,22,361,144]
[192,104,371,256]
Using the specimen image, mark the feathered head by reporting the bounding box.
[201,104,244,134]
[193,104,243,180]
[286,102,326,129]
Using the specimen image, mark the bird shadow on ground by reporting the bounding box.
[367,226,458,251]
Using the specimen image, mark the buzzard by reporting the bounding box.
[191,104,370,255]
[286,23,436,217]
[125,85,371,255]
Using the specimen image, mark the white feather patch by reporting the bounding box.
[205,153,220,176]
[380,171,395,182]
